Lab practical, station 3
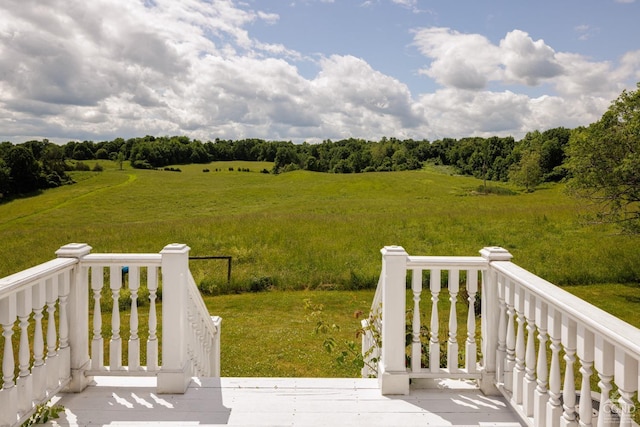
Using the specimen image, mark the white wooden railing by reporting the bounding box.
[0,243,221,427]
[186,271,221,377]
[369,245,640,427]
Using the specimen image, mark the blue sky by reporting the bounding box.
[0,0,639,143]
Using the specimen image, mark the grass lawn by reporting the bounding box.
[207,290,374,377]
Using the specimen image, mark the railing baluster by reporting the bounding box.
[523,290,537,416]
[0,293,17,426]
[91,266,104,370]
[129,266,140,370]
[194,313,202,375]
[17,288,32,415]
[561,315,578,426]
[32,281,46,403]
[512,285,526,406]
[533,298,549,427]
[187,300,197,375]
[547,307,563,427]
[614,348,638,427]
[496,273,507,384]
[465,269,478,373]
[45,276,59,392]
[204,332,212,375]
[411,269,422,373]
[594,336,614,427]
[577,325,594,427]
[197,313,205,375]
[147,266,159,371]
[58,270,71,384]
[429,269,440,373]
[504,278,516,393]
[110,266,122,370]
[447,269,459,373]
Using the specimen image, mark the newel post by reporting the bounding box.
[479,246,512,395]
[379,246,409,395]
[55,243,93,392]
[158,243,191,394]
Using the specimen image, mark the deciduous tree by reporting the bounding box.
[509,149,542,192]
[567,83,640,233]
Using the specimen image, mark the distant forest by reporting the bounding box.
[0,127,570,198]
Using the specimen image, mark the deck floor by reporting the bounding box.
[45,376,525,426]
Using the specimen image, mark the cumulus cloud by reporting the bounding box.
[413,28,568,89]
[311,55,422,134]
[412,27,633,107]
[0,1,637,144]
[413,28,501,90]
[500,30,564,85]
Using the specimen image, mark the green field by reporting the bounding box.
[1,160,639,377]
[2,160,638,287]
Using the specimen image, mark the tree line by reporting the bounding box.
[0,129,569,196]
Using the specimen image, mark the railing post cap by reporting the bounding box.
[160,243,191,254]
[480,246,513,261]
[381,245,408,256]
[56,243,92,258]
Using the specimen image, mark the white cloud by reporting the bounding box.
[413,28,502,90]
[416,89,531,138]
[0,1,637,144]
[310,55,422,134]
[412,27,633,102]
[413,28,567,89]
[500,30,564,85]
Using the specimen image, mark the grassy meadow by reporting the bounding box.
[1,160,638,286]
[1,160,639,377]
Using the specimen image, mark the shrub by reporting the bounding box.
[249,276,274,292]
[74,161,90,171]
[347,270,377,290]
[198,277,218,295]
[132,160,153,169]
[474,185,517,196]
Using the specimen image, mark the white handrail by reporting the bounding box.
[0,258,77,295]
[407,255,488,269]
[82,253,162,266]
[492,260,640,358]
[186,271,221,377]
